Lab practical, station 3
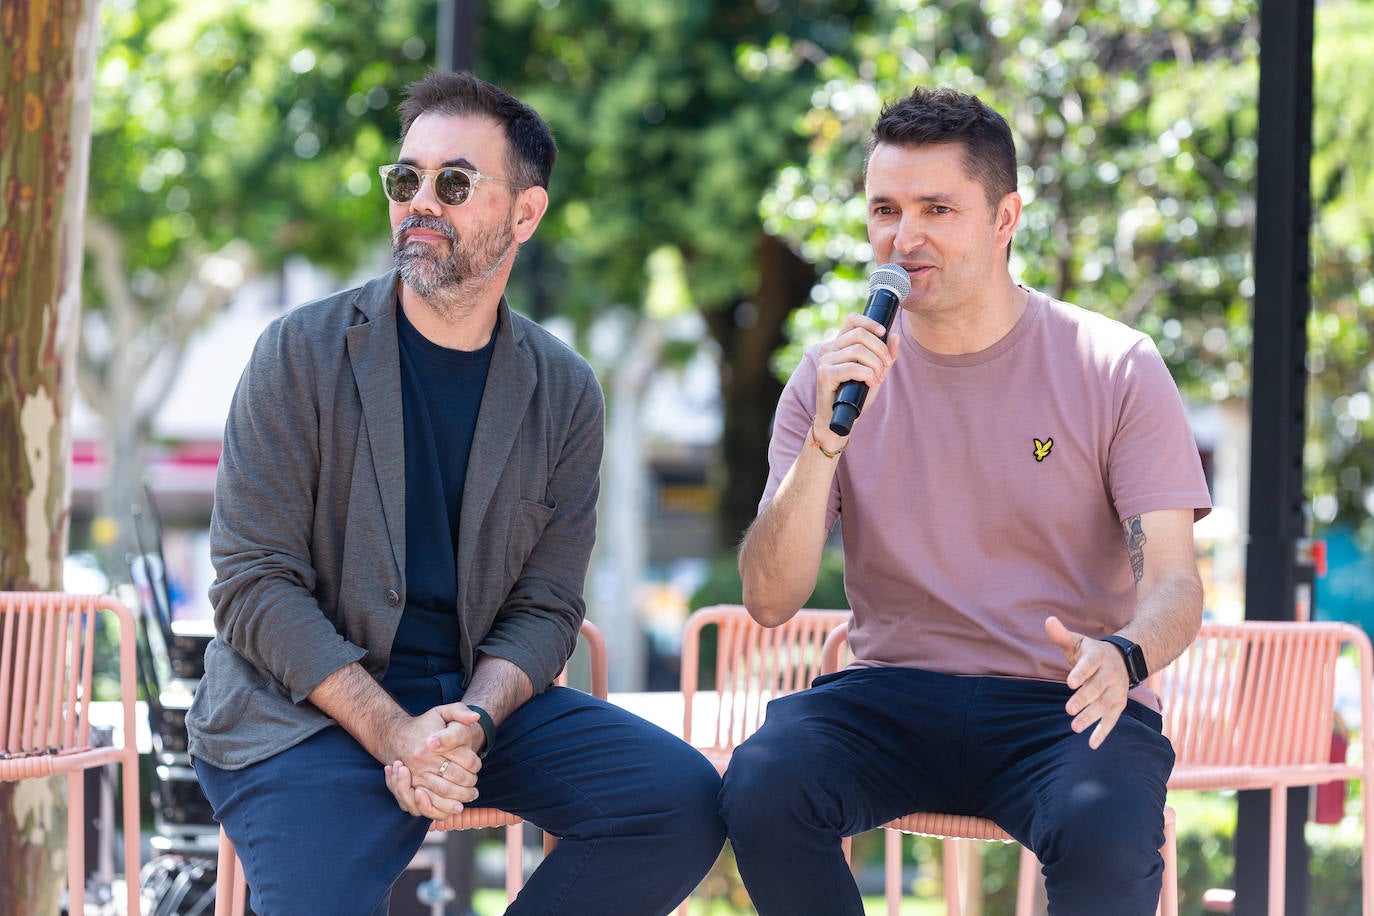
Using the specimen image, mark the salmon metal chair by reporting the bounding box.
[0,591,142,916]
[215,618,608,916]
[1152,619,1374,916]
[1010,618,1374,916]
[679,604,851,775]
[822,622,1178,916]
[675,604,852,914]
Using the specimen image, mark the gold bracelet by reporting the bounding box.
[809,417,845,459]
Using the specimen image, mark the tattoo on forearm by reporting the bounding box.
[1123,515,1146,583]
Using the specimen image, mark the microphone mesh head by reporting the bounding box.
[870,263,912,299]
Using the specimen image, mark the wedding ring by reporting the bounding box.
[437,760,450,776]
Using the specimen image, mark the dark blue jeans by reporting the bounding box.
[719,667,1174,916]
[195,685,725,915]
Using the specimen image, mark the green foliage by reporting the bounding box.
[763,0,1262,397]
[1308,814,1366,916]
[87,0,435,289]
[687,552,746,611]
[760,0,1374,540]
[688,549,849,612]
[90,0,1374,542]
[481,0,873,324]
[1306,0,1374,543]
[1171,791,1237,914]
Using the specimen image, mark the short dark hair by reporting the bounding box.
[398,70,557,190]
[863,87,1017,210]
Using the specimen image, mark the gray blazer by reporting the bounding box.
[186,270,604,769]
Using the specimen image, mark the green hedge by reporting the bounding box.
[688,548,849,612]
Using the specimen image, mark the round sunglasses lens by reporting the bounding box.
[385,167,420,202]
[435,169,473,206]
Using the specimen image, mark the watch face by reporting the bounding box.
[1103,636,1146,686]
[1125,647,1147,685]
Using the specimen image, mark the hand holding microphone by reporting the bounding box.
[828,263,912,437]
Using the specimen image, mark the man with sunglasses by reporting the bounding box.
[188,70,725,915]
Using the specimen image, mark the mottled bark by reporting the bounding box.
[705,232,816,550]
[0,1,100,912]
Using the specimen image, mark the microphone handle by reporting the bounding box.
[829,289,901,437]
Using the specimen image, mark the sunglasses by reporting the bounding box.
[377,163,525,207]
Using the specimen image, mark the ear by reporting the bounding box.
[512,185,549,244]
[995,190,1022,249]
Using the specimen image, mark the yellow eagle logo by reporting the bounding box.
[1033,438,1053,462]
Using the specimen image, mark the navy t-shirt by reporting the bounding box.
[384,302,494,683]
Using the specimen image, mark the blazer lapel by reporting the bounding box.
[347,273,407,578]
[456,300,536,605]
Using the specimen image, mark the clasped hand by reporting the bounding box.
[382,703,484,819]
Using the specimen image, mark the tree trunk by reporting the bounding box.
[78,224,255,569]
[705,232,817,550]
[0,1,100,912]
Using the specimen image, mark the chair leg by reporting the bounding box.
[214,832,232,916]
[1268,789,1287,916]
[1159,806,1178,916]
[886,829,903,916]
[505,823,523,903]
[942,839,964,916]
[67,772,86,916]
[122,757,142,916]
[216,827,244,916]
[1015,844,1038,916]
[1363,776,1374,916]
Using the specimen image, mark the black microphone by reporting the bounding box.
[829,263,912,437]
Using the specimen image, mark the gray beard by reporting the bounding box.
[392,213,515,299]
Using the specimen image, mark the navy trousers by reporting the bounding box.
[195,685,725,915]
[719,667,1174,916]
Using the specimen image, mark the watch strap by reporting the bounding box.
[467,704,497,759]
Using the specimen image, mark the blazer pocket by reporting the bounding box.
[505,497,556,579]
[188,643,268,736]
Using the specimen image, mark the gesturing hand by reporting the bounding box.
[1045,616,1131,750]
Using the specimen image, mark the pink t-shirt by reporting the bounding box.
[760,289,1212,698]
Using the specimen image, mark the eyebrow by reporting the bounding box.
[397,156,479,170]
[868,192,963,207]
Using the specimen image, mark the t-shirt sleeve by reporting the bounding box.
[1108,337,1213,522]
[757,347,843,531]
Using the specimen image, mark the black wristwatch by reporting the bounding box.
[467,704,497,759]
[1100,635,1148,688]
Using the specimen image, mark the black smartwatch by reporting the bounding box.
[467,704,497,759]
[1100,635,1148,688]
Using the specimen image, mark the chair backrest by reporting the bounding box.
[680,605,850,753]
[1,591,136,763]
[555,618,608,698]
[1156,619,1374,773]
[824,615,1374,781]
[1,591,142,916]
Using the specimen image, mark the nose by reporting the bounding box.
[892,214,926,255]
[407,174,444,215]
